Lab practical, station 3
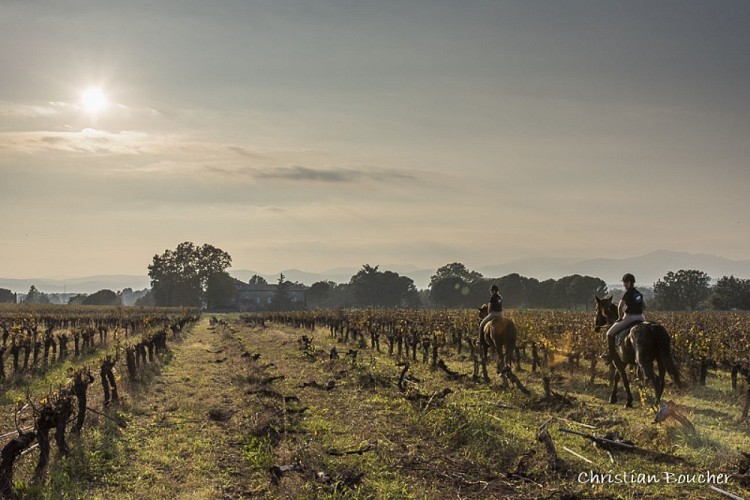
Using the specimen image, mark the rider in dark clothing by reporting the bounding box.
[605,273,645,359]
[479,285,503,342]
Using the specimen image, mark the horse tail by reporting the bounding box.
[653,324,683,387]
[507,319,518,347]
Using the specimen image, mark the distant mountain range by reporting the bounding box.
[3,250,750,294]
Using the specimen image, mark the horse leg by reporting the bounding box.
[618,363,634,408]
[639,359,659,405]
[479,335,490,383]
[496,340,503,374]
[609,366,620,404]
[611,357,633,407]
[655,357,667,404]
[609,370,620,404]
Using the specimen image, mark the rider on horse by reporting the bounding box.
[479,285,503,343]
[605,273,645,360]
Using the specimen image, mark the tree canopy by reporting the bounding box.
[349,265,419,308]
[148,242,232,307]
[654,269,712,311]
[709,275,750,310]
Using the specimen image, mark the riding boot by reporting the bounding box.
[607,334,617,363]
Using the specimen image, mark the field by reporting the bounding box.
[1,307,749,499]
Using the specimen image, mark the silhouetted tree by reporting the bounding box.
[271,273,298,311]
[0,288,16,303]
[308,280,335,308]
[494,273,542,308]
[563,274,608,309]
[249,274,268,285]
[82,289,118,306]
[350,265,420,308]
[709,275,750,310]
[23,285,50,304]
[148,242,232,307]
[429,262,483,288]
[654,269,711,311]
[429,262,484,308]
[206,272,238,310]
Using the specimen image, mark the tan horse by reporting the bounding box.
[478,304,518,374]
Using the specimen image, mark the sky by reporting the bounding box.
[1,1,750,279]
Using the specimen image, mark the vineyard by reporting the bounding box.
[0,305,749,498]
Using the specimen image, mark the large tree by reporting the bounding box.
[654,269,711,311]
[308,280,335,309]
[206,272,238,310]
[429,262,483,289]
[148,242,232,307]
[350,265,420,308]
[709,275,750,310]
[428,262,484,308]
[562,274,608,309]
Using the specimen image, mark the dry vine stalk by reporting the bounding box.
[0,431,36,500]
[72,367,95,433]
[100,356,119,407]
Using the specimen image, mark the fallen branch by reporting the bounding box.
[708,485,745,500]
[437,359,465,380]
[559,427,634,451]
[501,366,531,395]
[562,446,593,464]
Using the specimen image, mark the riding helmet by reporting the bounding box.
[490,285,499,292]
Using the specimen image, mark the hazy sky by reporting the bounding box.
[1,1,749,278]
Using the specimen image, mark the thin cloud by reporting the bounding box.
[253,165,417,183]
[0,101,60,118]
[0,129,152,155]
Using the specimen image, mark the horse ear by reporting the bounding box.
[594,296,601,304]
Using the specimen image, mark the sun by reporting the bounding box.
[81,87,107,113]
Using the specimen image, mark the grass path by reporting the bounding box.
[83,317,258,499]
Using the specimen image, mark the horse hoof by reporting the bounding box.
[624,401,633,409]
[609,396,617,404]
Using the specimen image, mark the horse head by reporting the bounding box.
[478,304,488,319]
[594,295,616,332]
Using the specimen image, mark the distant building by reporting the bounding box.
[234,280,307,311]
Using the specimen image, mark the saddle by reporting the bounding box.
[615,321,651,346]
[483,316,508,334]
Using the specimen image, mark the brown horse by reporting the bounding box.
[594,295,681,407]
[478,304,518,375]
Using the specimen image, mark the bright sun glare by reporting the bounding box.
[81,87,107,113]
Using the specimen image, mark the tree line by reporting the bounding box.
[4,244,749,311]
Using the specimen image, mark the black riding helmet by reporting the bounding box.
[490,285,499,292]
[621,273,636,284]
